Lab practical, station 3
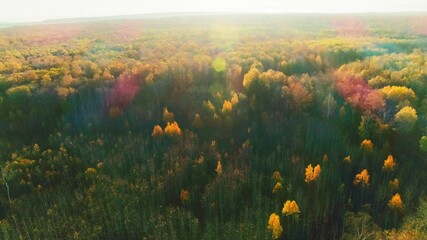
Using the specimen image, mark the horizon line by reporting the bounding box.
[2,10,427,25]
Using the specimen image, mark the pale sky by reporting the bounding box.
[0,0,426,22]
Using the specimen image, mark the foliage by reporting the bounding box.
[394,106,418,134]
[304,164,321,183]
[267,213,283,239]
[152,125,163,138]
[282,200,300,216]
[164,121,182,137]
[360,139,374,153]
[354,169,370,187]
[342,212,382,240]
[388,193,404,211]
[0,13,427,240]
[383,155,397,171]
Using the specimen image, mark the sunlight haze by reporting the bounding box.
[1,0,427,22]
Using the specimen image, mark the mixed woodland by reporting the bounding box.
[0,14,427,239]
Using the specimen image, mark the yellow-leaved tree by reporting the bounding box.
[151,125,163,138]
[354,169,370,187]
[388,193,404,211]
[268,213,283,239]
[382,155,396,171]
[394,106,418,134]
[305,164,321,183]
[282,200,300,216]
[164,121,181,137]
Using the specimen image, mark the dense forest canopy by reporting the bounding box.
[0,14,427,239]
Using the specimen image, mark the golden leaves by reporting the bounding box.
[379,86,416,103]
[151,125,163,138]
[6,85,32,96]
[354,169,370,187]
[382,155,396,171]
[242,68,260,88]
[164,121,182,137]
[360,139,373,153]
[222,100,232,113]
[394,106,418,133]
[305,164,321,183]
[282,200,300,216]
[267,213,283,240]
[388,193,404,211]
[215,160,222,175]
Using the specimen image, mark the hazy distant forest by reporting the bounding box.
[1,14,427,239]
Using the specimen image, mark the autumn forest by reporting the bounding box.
[1,13,427,239]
